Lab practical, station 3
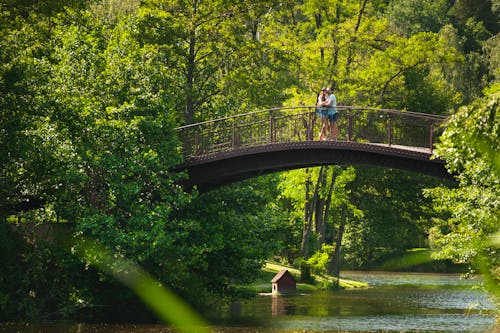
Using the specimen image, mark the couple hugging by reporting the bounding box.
[316,87,339,141]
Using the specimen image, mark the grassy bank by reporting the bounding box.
[243,261,368,294]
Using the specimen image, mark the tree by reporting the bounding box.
[0,1,293,319]
[386,0,450,36]
[135,0,295,124]
[424,88,499,300]
[277,165,361,283]
[175,175,282,301]
[439,0,499,103]
[325,166,361,282]
[345,166,451,268]
[0,0,83,219]
[261,0,463,115]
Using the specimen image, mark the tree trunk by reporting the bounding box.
[301,167,324,259]
[185,30,196,125]
[314,167,327,235]
[301,169,312,258]
[329,207,346,286]
[320,167,337,245]
[185,0,199,125]
[328,3,342,87]
[345,0,368,78]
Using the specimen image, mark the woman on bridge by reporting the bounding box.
[316,87,329,141]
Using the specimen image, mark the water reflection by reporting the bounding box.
[275,314,496,332]
[0,272,497,333]
[226,272,497,332]
[340,270,483,287]
[271,295,284,316]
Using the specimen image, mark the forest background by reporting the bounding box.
[0,0,498,322]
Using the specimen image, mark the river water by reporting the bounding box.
[215,271,497,332]
[1,271,497,333]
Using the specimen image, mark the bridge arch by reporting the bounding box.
[176,106,453,192]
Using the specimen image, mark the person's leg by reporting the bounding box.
[330,121,338,140]
[318,113,328,140]
[329,113,338,140]
[317,111,324,140]
[322,118,329,140]
[317,113,321,140]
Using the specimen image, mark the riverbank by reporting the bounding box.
[242,261,368,294]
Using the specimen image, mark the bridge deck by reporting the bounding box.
[180,140,452,192]
[183,141,436,165]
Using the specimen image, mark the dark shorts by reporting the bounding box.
[328,111,338,122]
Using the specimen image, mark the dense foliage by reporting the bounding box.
[425,89,499,297]
[0,0,498,322]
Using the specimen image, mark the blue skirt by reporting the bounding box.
[317,108,327,119]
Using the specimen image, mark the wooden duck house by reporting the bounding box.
[271,269,296,293]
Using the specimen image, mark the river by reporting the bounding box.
[1,271,497,333]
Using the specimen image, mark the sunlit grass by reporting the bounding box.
[248,261,368,293]
[381,248,433,270]
[492,232,500,248]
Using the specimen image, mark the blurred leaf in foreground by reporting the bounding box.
[73,238,209,333]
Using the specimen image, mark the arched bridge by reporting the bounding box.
[176,106,453,192]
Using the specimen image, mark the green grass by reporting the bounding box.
[243,261,368,293]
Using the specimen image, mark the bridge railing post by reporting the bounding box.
[232,122,236,149]
[194,128,200,156]
[347,109,353,141]
[429,124,434,152]
[387,115,393,146]
[307,109,313,140]
[269,113,275,143]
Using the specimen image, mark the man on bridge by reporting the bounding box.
[324,87,339,140]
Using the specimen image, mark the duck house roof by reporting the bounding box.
[271,269,295,283]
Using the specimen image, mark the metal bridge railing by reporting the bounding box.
[175,106,447,159]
